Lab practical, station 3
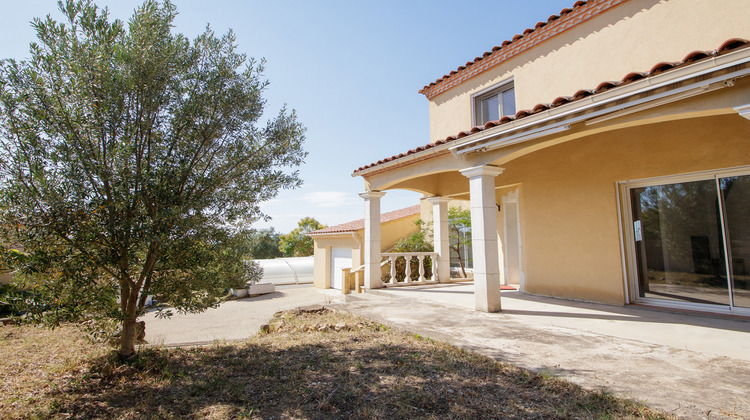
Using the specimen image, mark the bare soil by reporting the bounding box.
[0,308,670,419]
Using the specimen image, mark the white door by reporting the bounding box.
[330,247,352,290]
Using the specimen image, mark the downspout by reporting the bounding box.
[351,232,362,248]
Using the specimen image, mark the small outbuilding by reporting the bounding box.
[308,205,421,290]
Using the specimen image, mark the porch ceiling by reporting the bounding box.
[384,170,469,197]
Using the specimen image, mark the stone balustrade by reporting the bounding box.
[381,252,439,285]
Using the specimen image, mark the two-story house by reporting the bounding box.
[353,0,750,316]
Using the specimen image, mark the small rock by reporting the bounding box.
[295,304,326,314]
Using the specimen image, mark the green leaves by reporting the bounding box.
[279,217,325,257]
[243,228,283,260]
[0,0,306,355]
[393,219,433,253]
[391,207,472,278]
[447,207,471,277]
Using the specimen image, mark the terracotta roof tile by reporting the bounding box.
[682,51,709,63]
[622,72,647,83]
[532,103,551,113]
[648,61,680,75]
[353,38,750,175]
[308,205,421,236]
[718,38,749,53]
[552,96,574,106]
[515,109,531,118]
[594,81,620,93]
[419,0,634,99]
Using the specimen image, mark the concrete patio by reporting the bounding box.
[140,281,750,418]
[335,282,750,419]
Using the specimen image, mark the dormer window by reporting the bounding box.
[474,82,516,126]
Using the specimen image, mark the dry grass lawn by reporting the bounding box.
[0,307,671,419]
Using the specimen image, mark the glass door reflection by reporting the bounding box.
[631,180,730,306]
[720,175,750,308]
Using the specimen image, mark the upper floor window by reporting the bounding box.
[474,82,516,126]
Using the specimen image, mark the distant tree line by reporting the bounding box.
[245,217,325,259]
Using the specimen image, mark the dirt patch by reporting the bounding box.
[0,324,108,418]
[0,308,669,419]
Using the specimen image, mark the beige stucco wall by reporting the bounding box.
[312,235,362,289]
[382,213,422,251]
[491,114,750,304]
[428,0,750,141]
[311,212,421,289]
[418,198,470,222]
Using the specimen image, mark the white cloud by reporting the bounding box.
[301,191,360,208]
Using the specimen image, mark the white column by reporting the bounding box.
[360,190,386,289]
[427,196,452,282]
[460,165,504,312]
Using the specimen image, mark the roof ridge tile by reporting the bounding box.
[418,0,636,99]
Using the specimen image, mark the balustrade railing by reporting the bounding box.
[338,252,440,294]
[381,252,439,285]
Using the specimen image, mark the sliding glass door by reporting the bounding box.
[627,171,750,312]
[720,175,750,309]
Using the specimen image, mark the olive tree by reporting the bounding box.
[0,0,306,357]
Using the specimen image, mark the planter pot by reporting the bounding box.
[249,283,275,296]
[231,288,249,298]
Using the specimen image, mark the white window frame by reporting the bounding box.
[471,78,515,127]
[618,165,750,316]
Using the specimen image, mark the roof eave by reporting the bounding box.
[353,44,750,178]
[450,47,750,155]
[351,146,452,178]
[308,231,360,237]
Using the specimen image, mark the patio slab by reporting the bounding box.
[333,283,750,419]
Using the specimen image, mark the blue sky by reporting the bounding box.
[0,0,575,233]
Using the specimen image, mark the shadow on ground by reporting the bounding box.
[44,310,663,419]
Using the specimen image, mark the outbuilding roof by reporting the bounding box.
[308,205,421,236]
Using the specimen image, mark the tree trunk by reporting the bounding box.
[118,286,141,358]
[458,256,467,278]
[451,245,467,277]
[119,316,137,358]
